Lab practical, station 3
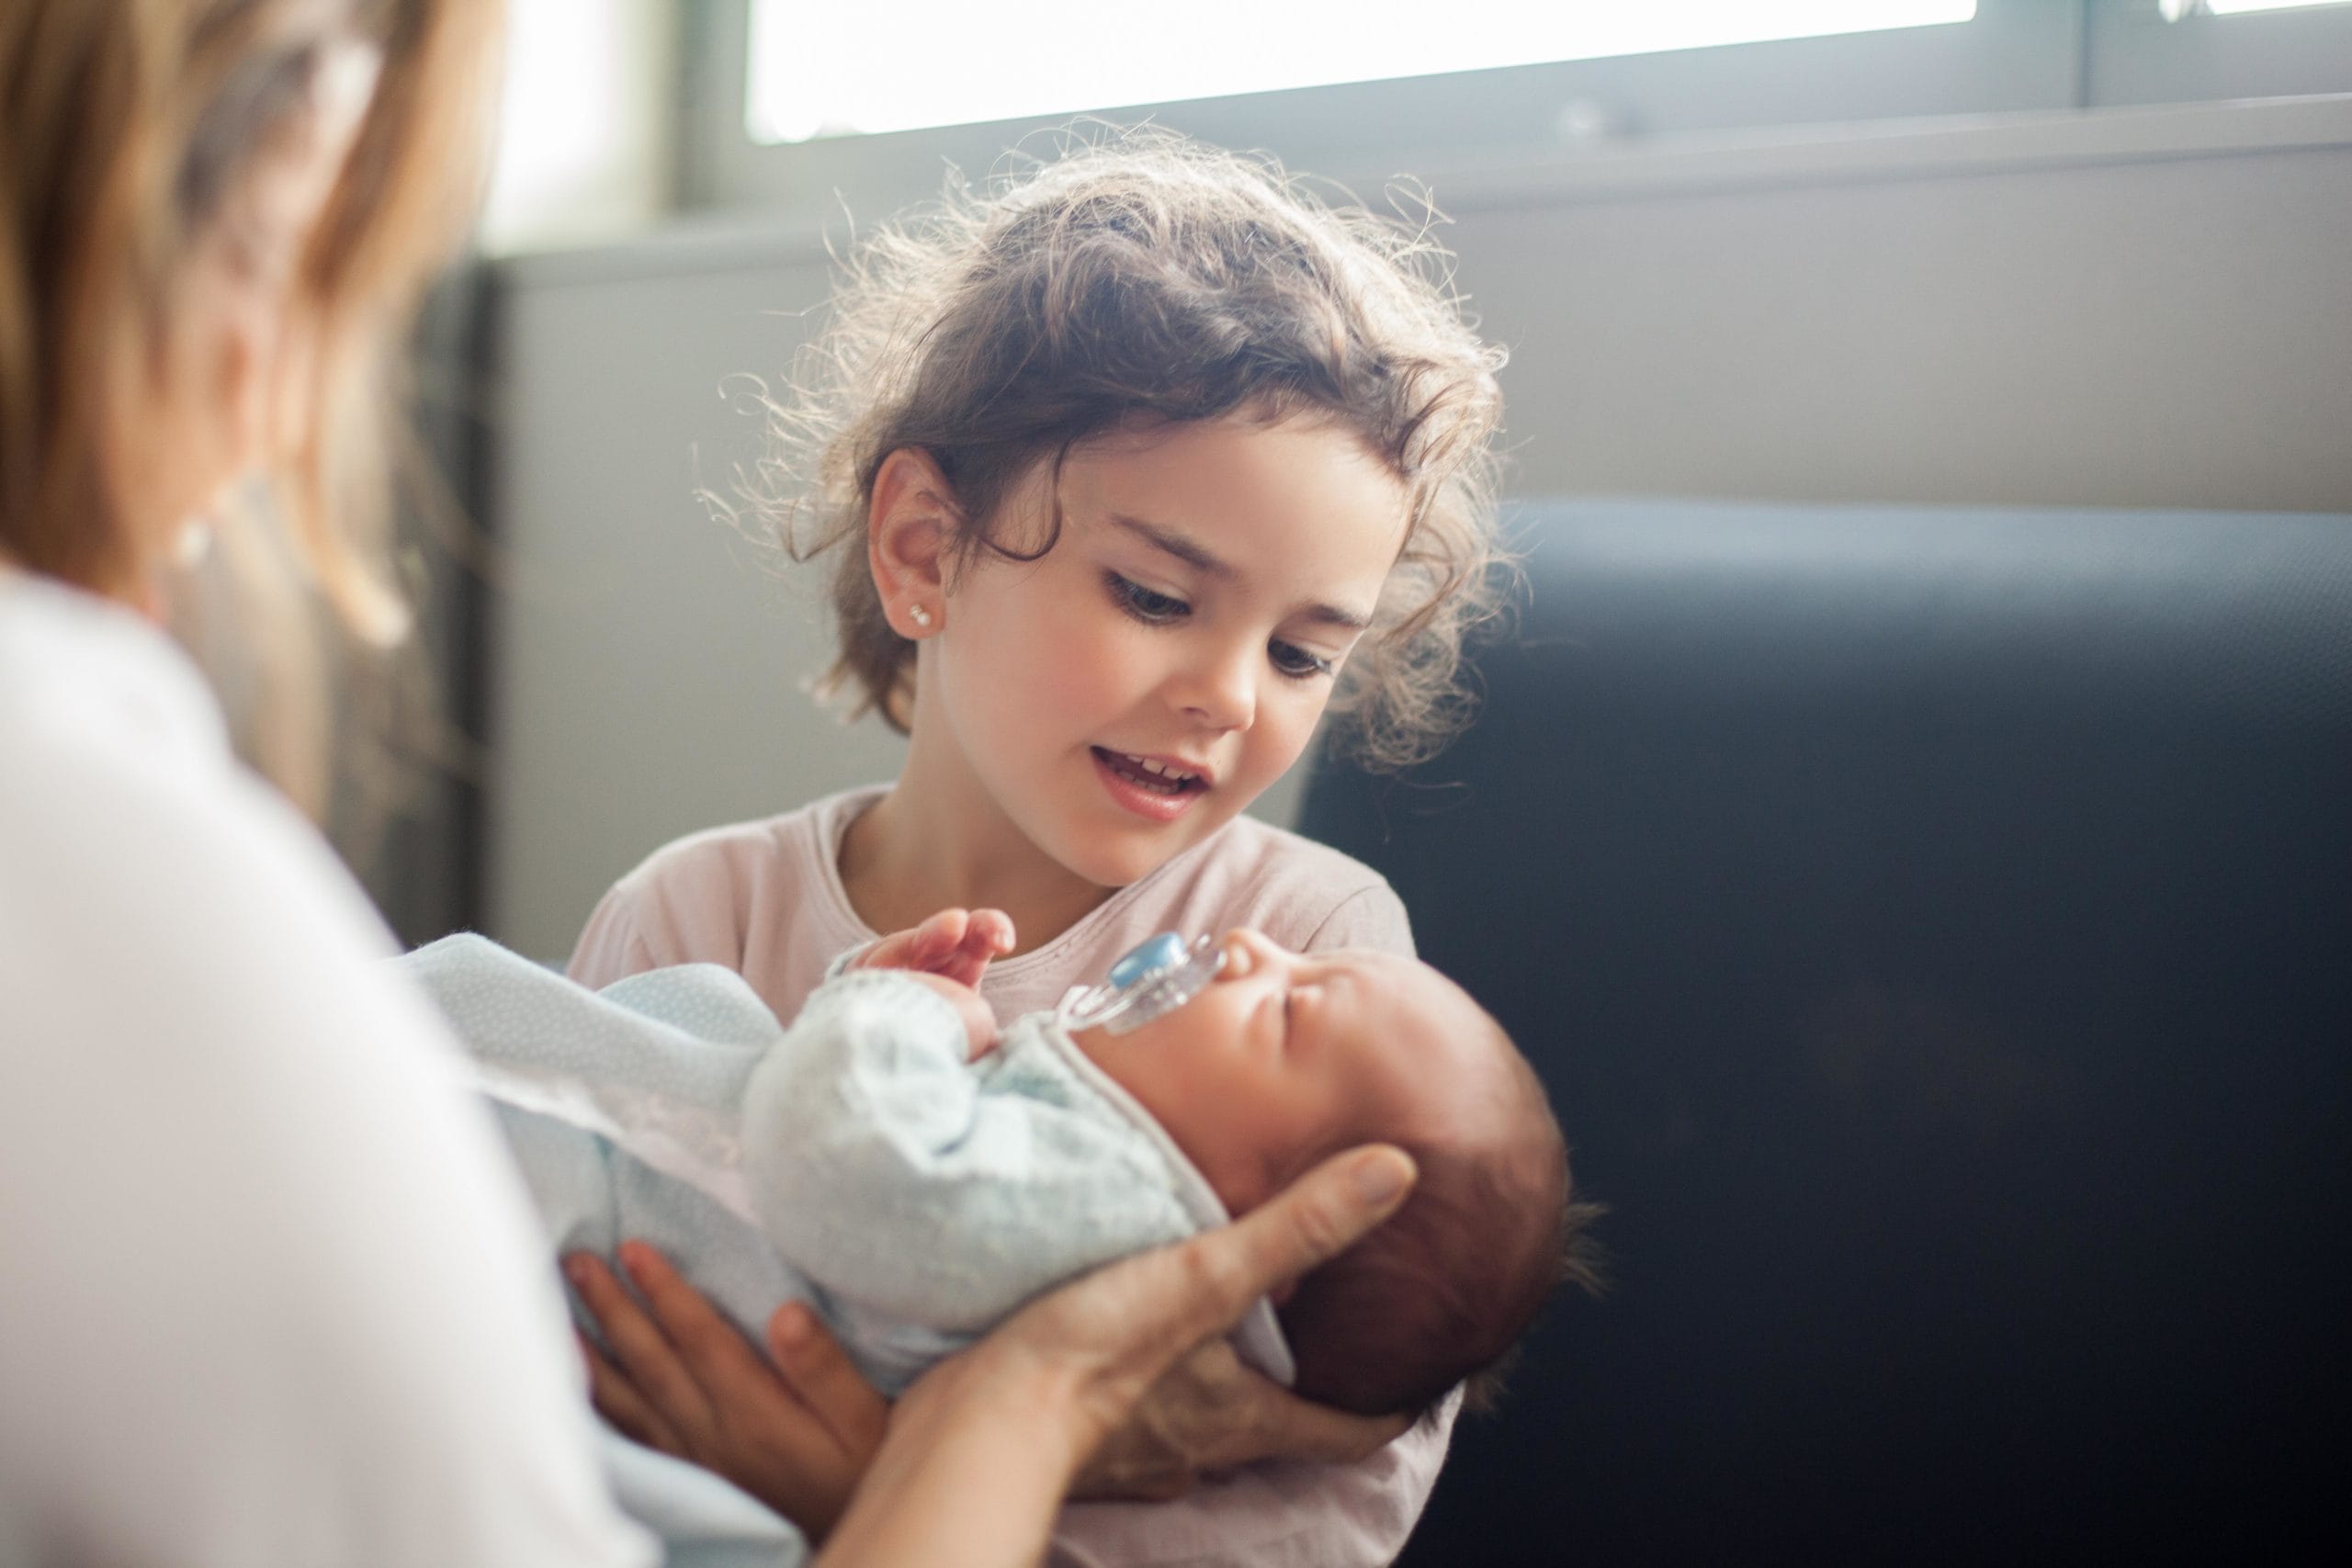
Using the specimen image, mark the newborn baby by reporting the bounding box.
[854,910,1577,1415]
[405,915,1579,1419]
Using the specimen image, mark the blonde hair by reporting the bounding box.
[0,0,500,799]
[742,131,1510,771]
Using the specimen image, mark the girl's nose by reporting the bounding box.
[1174,639,1257,732]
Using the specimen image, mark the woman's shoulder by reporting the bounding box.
[0,586,656,1568]
[0,575,347,942]
[0,580,437,1068]
[0,572,230,771]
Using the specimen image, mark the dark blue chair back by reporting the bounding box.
[1301,501,2352,1563]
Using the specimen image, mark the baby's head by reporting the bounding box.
[1073,930,1589,1416]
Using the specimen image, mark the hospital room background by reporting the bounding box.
[333,3,2352,1562]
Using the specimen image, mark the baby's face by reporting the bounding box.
[1072,930,1499,1215]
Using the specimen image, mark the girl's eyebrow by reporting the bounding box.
[1109,513,1227,575]
[1108,513,1374,632]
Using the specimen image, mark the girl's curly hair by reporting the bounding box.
[737,130,1509,771]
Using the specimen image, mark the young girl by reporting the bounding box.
[567,134,1509,1564]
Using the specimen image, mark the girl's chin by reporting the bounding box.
[1052,808,1236,890]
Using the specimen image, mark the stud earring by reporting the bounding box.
[908,603,934,630]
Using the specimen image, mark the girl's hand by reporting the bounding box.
[1070,1338,1411,1501]
[565,1242,888,1541]
[815,1145,1419,1567]
[855,908,1015,988]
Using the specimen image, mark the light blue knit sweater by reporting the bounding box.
[399,934,1293,1563]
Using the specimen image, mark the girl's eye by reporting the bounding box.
[1269,639,1336,681]
[1107,572,1190,625]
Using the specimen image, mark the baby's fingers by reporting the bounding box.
[940,908,1016,987]
[862,909,968,972]
[967,908,1015,957]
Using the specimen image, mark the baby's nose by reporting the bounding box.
[1220,927,1278,975]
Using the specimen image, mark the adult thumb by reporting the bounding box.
[1154,1145,1419,1349]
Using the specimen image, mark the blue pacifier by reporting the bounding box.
[1062,931,1225,1035]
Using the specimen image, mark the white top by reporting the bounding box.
[0,572,652,1568]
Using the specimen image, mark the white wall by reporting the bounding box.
[481,97,2352,959]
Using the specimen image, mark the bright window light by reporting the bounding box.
[746,1,1978,145]
[2201,1,2350,14]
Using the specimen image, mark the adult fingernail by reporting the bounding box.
[1352,1149,1415,1206]
[775,1305,812,1348]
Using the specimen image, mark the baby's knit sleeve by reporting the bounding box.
[741,972,1194,1333]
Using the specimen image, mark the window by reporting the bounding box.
[2199,1,2349,16]
[745,1,1976,146]
[680,0,2352,222]
[2089,0,2352,107]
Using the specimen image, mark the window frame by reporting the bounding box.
[2086,0,2352,107]
[680,0,2085,222]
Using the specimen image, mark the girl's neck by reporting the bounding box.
[840,739,1116,957]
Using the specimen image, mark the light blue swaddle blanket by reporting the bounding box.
[400,934,1293,1566]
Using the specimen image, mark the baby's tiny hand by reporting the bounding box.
[891,971,1002,1060]
[856,908,1015,989]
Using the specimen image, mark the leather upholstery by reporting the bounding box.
[1301,500,2352,1562]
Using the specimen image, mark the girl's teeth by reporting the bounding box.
[1106,750,1197,792]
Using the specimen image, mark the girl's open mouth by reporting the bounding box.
[1091,747,1209,821]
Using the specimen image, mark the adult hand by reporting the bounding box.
[566,1242,888,1540]
[1071,1337,1409,1501]
[816,1145,1419,1568]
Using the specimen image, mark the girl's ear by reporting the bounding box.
[869,446,958,638]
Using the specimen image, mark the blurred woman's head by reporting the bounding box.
[0,0,499,734]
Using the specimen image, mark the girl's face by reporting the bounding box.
[928,413,1408,890]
